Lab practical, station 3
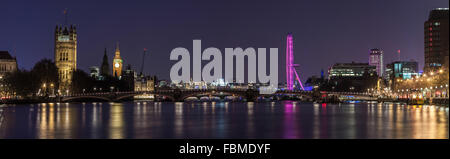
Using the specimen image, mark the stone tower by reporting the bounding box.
[100,48,110,77]
[54,24,77,92]
[112,43,123,78]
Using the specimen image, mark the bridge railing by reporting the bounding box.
[66,88,376,98]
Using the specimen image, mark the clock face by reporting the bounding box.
[115,63,120,68]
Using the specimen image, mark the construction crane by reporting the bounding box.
[140,48,148,75]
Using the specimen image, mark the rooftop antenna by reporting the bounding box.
[397,49,401,61]
[63,8,68,25]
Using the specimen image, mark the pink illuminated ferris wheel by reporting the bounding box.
[286,34,304,91]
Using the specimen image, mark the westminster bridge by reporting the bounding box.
[58,88,377,102]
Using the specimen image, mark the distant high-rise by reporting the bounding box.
[368,48,383,77]
[424,8,449,72]
[100,48,110,77]
[54,10,77,91]
[112,43,123,78]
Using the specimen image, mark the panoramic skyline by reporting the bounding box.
[1,0,448,82]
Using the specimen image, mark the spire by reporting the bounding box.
[115,42,121,57]
[101,48,110,76]
[103,48,108,59]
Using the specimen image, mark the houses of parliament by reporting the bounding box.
[54,24,77,91]
[54,13,123,92]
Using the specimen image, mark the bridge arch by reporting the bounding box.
[115,93,175,101]
[61,96,111,102]
[180,91,246,101]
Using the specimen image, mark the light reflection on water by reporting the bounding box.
[0,101,448,139]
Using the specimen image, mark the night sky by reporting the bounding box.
[1,0,448,83]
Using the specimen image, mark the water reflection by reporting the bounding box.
[109,103,124,139]
[0,101,448,139]
[283,101,297,138]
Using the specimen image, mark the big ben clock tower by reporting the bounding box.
[112,43,123,78]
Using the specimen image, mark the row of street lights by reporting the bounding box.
[40,83,69,96]
[396,69,444,83]
[394,69,448,99]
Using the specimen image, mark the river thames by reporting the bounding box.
[0,101,448,139]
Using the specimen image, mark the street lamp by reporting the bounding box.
[42,83,47,96]
[50,83,54,96]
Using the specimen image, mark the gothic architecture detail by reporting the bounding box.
[112,43,123,78]
[54,24,77,91]
[101,48,110,77]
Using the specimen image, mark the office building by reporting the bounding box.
[424,8,449,72]
[328,62,377,79]
[368,48,384,77]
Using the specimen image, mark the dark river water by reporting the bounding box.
[0,101,448,139]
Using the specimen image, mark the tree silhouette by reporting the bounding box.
[3,59,59,98]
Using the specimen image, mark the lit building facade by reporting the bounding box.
[368,48,384,77]
[112,43,123,78]
[134,75,155,92]
[328,62,377,79]
[385,61,419,80]
[54,25,77,91]
[424,8,449,72]
[0,51,17,98]
[0,51,18,78]
[89,66,100,79]
[134,74,155,99]
[385,60,420,90]
[327,62,378,92]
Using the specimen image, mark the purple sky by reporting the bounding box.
[1,0,448,83]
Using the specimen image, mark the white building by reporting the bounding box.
[0,51,18,79]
